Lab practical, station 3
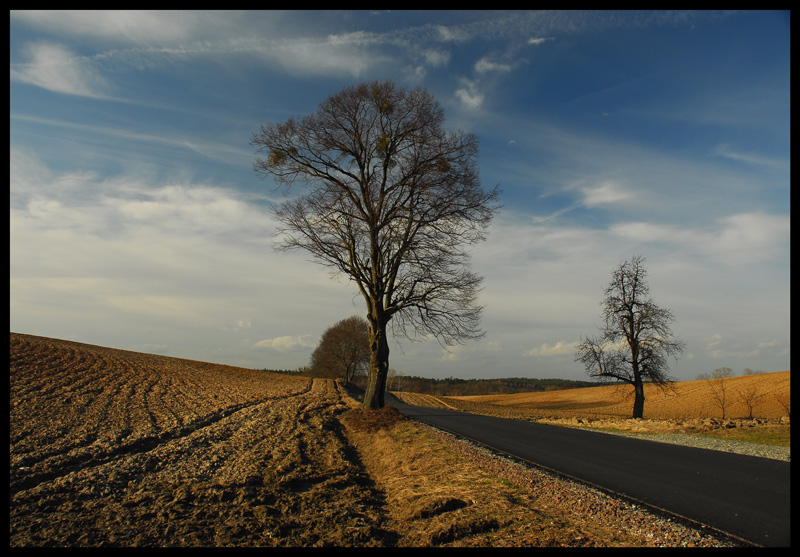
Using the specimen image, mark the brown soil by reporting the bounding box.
[9,333,743,547]
[10,332,384,546]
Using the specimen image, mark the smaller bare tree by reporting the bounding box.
[707,367,734,419]
[737,382,763,419]
[773,393,790,420]
[309,316,370,384]
[575,255,685,419]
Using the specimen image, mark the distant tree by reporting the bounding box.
[575,255,686,419]
[773,393,790,419]
[252,80,500,410]
[737,382,763,419]
[309,316,370,383]
[296,365,312,377]
[708,367,734,419]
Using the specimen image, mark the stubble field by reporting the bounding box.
[394,371,790,437]
[10,333,780,547]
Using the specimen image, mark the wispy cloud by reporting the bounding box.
[474,56,511,73]
[10,10,239,45]
[524,340,579,357]
[581,180,634,207]
[254,336,316,351]
[703,333,789,361]
[610,211,790,266]
[11,114,253,167]
[10,42,108,97]
[712,143,788,171]
[455,78,484,110]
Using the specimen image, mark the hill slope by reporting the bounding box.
[446,371,790,420]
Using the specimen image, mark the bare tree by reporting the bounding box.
[708,367,734,419]
[575,255,685,419]
[737,382,762,419]
[252,81,500,409]
[309,316,370,383]
[773,393,790,419]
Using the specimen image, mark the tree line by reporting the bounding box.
[359,374,598,397]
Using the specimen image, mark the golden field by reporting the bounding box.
[394,371,790,424]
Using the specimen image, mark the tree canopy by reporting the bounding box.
[309,316,370,383]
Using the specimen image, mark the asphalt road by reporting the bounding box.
[388,396,790,547]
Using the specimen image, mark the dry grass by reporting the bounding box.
[341,411,647,546]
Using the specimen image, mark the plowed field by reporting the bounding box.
[10,333,390,546]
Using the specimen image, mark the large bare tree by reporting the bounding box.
[252,80,500,409]
[575,255,685,418]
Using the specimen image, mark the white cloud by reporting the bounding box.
[10,10,236,45]
[712,143,787,171]
[710,212,789,265]
[702,333,789,362]
[611,211,789,266]
[435,24,470,43]
[254,336,316,352]
[10,41,107,97]
[9,152,363,367]
[474,56,511,73]
[423,48,450,67]
[225,318,252,332]
[455,78,484,110]
[581,180,633,207]
[524,340,579,357]
[12,114,253,167]
[11,11,392,82]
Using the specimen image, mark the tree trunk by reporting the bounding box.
[363,318,390,410]
[632,380,645,419]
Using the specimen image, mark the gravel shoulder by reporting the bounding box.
[572,428,790,461]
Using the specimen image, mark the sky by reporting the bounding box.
[10,10,790,382]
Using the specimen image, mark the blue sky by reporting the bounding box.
[10,10,790,381]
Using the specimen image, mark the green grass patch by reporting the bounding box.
[688,425,790,447]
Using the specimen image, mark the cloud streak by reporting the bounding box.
[10,41,108,97]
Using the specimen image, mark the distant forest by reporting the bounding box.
[351,374,598,397]
[262,367,599,396]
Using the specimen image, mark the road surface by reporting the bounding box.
[388,396,790,547]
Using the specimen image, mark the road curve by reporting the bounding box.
[388,395,790,547]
